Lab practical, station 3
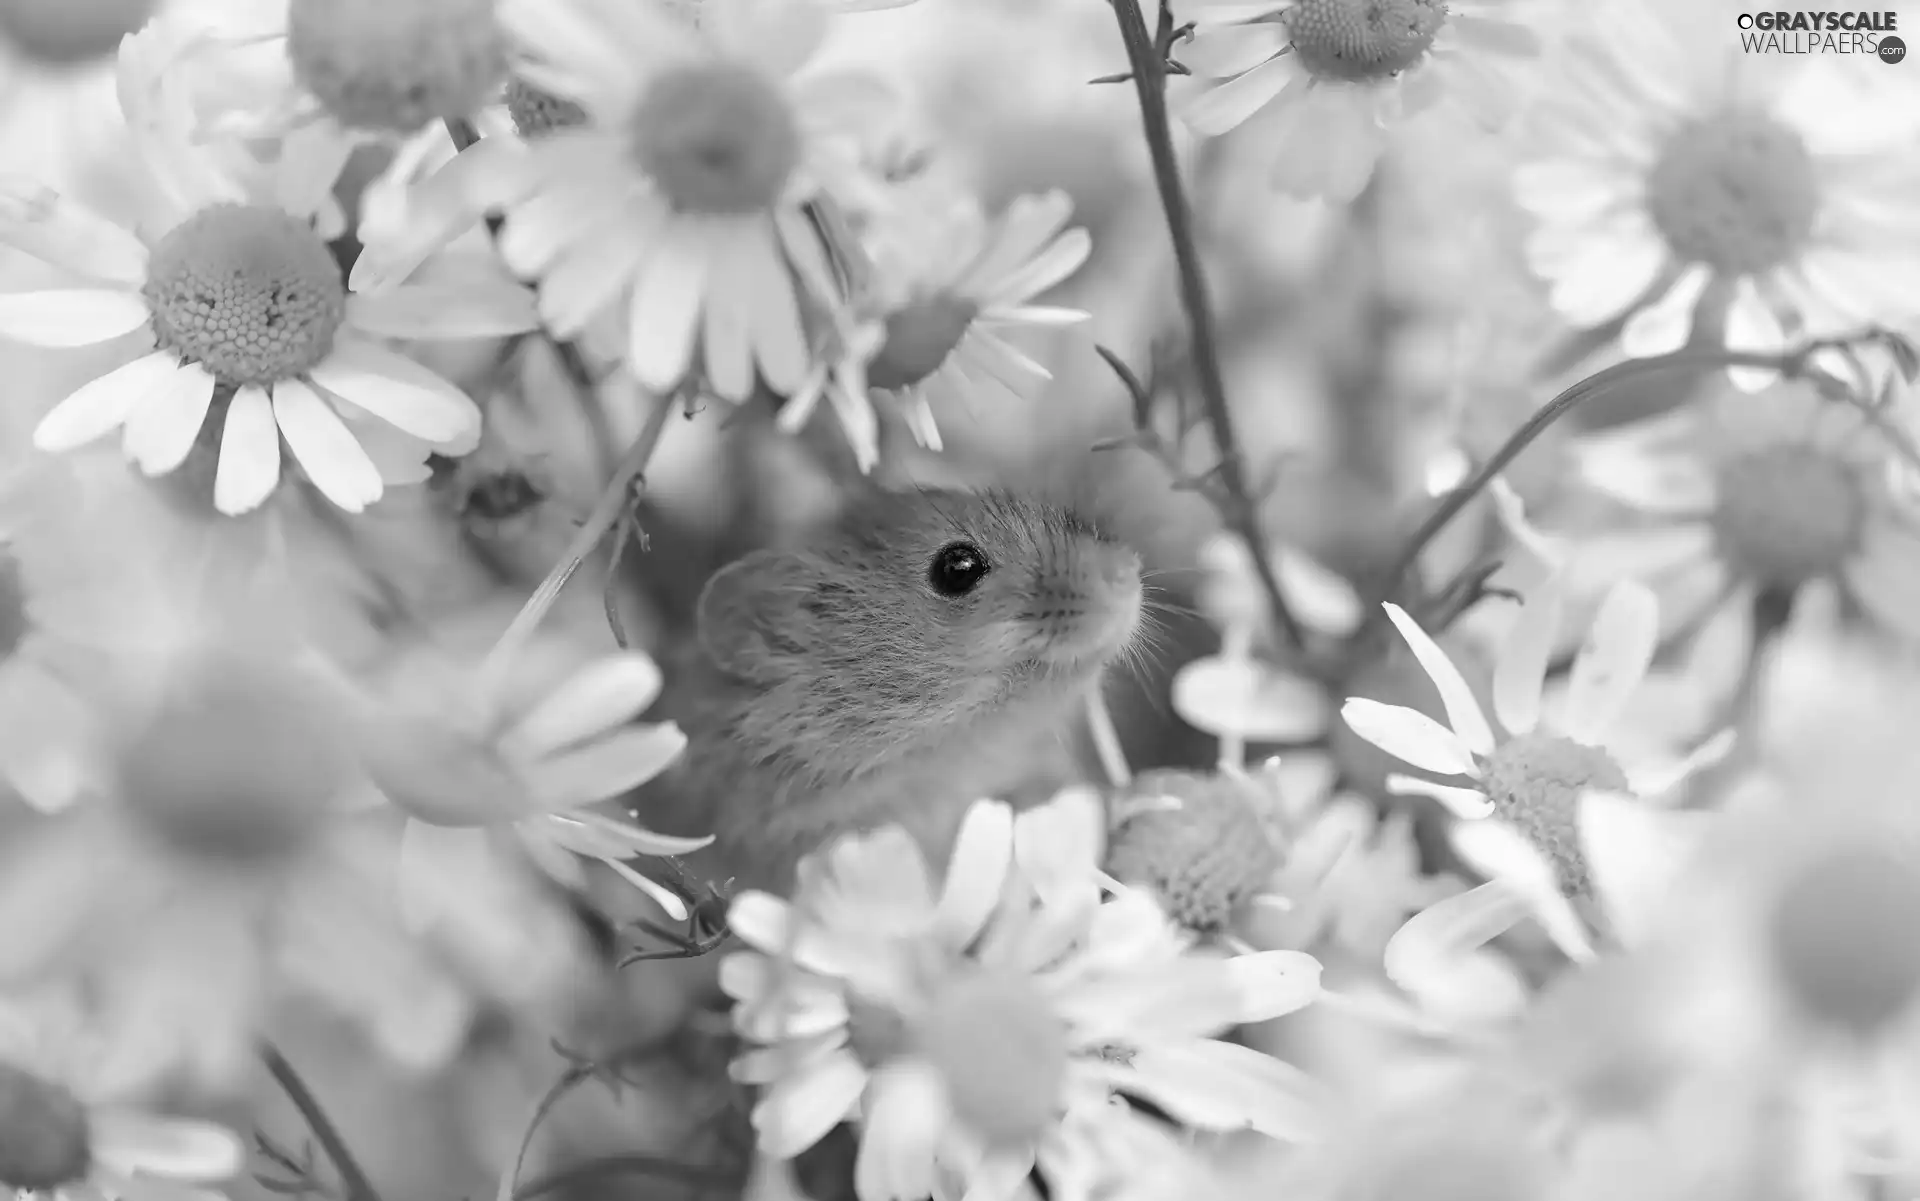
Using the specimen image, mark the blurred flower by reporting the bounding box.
[724,789,1327,1201]
[489,0,890,399]
[1514,1,1920,385]
[0,990,244,1201]
[1176,0,1541,201]
[1559,377,1920,648]
[1340,579,1731,951]
[361,629,704,923]
[779,188,1092,466]
[0,640,479,1088]
[1104,768,1284,935]
[0,24,531,516]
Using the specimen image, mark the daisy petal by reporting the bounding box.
[933,800,1014,949]
[1105,1040,1329,1143]
[272,378,385,513]
[525,723,690,810]
[1179,55,1299,137]
[1384,880,1531,995]
[0,289,149,346]
[1172,655,1329,743]
[121,360,216,475]
[306,339,481,444]
[1381,603,1495,755]
[1340,699,1478,778]
[1621,265,1709,358]
[90,1112,246,1182]
[853,1063,947,1201]
[398,821,493,932]
[1228,950,1325,1023]
[0,178,148,285]
[627,225,708,391]
[751,1048,867,1159]
[503,653,665,760]
[1560,580,1660,745]
[213,385,281,515]
[1492,576,1564,737]
[541,808,714,858]
[1385,774,1495,820]
[33,351,178,451]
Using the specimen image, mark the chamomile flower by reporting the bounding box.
[778,189,1092,463]
[490,0,893,399]
[725,789,1327,1201]
[360,617,704,924]
[1339,579,1731,948]
[1560,377,1920,649]
[0,991,245,1201]
[1514,0,1920,383]
[1176,0,1542,201]
[0,25,533,517]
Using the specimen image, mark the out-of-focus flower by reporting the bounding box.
[0,640,479,1089]
[487,0,892,400]
[1175,0,1542,201]
[0,24,533,516]
[1340,579,1731,953]
[1557,377,1920,648]
[0,990,245,1201]
[724,789,1327,1201]
[1514,0,1920,385]
[1104,768,1284,935]
[779,188,1091,468]
[360,624,704,923]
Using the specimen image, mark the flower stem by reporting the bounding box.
[482,386,676,690]
[1107,0,1304,648]
[1362,338,1879,634]
[264,1045,383,1201]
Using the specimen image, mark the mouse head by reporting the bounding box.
[696,488,1143,714]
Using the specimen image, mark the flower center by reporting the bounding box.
[1711,446,1864,589]
[116,653,355,861]
[0,0,153,66]
[503,78,586,137]
[0,550,28,661]
[1644,109,1819,276]
[1287,0,1448,81]
[1478,732,1628,901]
[1768,843,1920,1036]
[1105,770,1281,934]
[0,1063,90,1192]
[867,293,979,391]
[845,996,912,1069]
[629,61,801,215]
[911,965,1068,1146]
[286,0,507,134]
[143,204,345,389]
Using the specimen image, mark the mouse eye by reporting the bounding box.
[928,541,991,597]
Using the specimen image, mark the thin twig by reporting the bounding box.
[263,1046,383,1201]
[1358,336,1884,639]
[482,387,677,689]
[1106,0,1304,648]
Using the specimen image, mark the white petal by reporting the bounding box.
[626,224,708,391]
[1273,546,1363,636]
[1227,950,1325,1023]
[525,723,690,810]
[1180,25,1288,77]
[1178,55,1299,137]
[1491,576,1563,736]
[1563,524,1715,597]
[1620,265,1710,358]
[749,213,812,394]
[1012,786,1108,903]
[1104,1040,1328,1143]
[272,378,384,513]
[399,821,494,933]
[346,281,540,340]
[0,178,148,285]
[1576,443,1718,516]
[121,360,216,475]
[32,350,176,451]
[0,289,149,346]
[91,1111,246,1182]
[503,653,665,759]
[1448,819,1594,963]
[1723,277,1788,392]
[1559,580,1660,746]
[1579,789,1709,950]
[853,1062,947,1201]
[1385,774,1494,820]
[306,339,481,443]
[1381,603,1495,755]
[1624,728,1736,800]
[1384,881,1531,996]
[213,385,281,515]
[544,809,712,858]
[1339,699,1478,777]
[1172,655,1329,742]
[751,1048,867,1159]
[934,800,1014,950]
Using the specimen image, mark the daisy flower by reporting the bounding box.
[777,188,1092,466]
[0,23,535,516]
[1556,376,1920,650]
[489,0,896,400]
[724,789,1327,1201]
[1174,0,1543,201]
[1514,0,1920,383]
[1339,576,1732,950]
[0,638,484,1089]
[359,616,707,923]
[0,990,245,1201]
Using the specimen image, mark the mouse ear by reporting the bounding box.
[696,549,818,681]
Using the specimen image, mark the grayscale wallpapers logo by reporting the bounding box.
[1736,10,1906,61]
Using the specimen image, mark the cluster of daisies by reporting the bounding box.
[0,0,1912,1198]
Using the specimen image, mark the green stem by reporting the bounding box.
[264,1045,383,1201]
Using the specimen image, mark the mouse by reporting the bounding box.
[637,486,1146,896]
